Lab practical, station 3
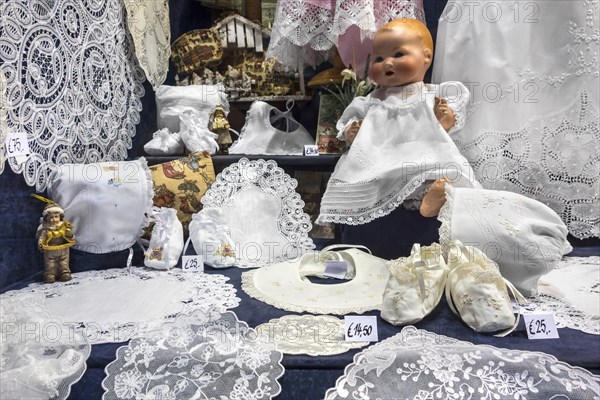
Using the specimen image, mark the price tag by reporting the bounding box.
[344,316,378,342]
[4,132,30,158]
[304,145,320,156]
[323,260,348,279]
[523,313,559,339]
[182,255,204,272]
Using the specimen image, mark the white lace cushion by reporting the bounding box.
[156,85,229,132]
[189,207,236,268]
[145,207,184,270]
[439,185,572,296]
[47,158,154,254]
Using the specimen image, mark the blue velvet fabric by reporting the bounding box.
[3,255,599,400]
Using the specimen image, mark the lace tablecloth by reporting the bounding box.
[3,268,240,344]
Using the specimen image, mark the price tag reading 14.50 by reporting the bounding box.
[345,316,378,342]
[523,313,559,340]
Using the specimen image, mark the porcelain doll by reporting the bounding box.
[317,18,479,226]
[36,202,76,283]
[210,105,232,154]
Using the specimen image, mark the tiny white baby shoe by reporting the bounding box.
[445,240,526,336]
[144,128,184,155]
[144,207,184,270]
[381,243,449,326]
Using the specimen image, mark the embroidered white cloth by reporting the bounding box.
[3,268,240,344]
[433,0,600,239]
[189,207,236,268]
[267,0,425,70]
[229,101,314,156]
[47,159,154,254]
[102,309,284,400]
[124,0,170,90]
[325,326,600,400]
[0,0,145,191]
[317,82,479,225]
[438,185,573,297]
[0,70,7,174]
[242,248,389,314]
[520,256,600,335]
[0,293,90,400]
[201,158,314,267]
[255,315,368,356]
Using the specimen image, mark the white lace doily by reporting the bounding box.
[0,0,145,190]
[0,293,90,400]
[0,69,7,174]
[267,0,425,69]
[520,256,600,335]
[3,268,240,344]
[124,0,170,90]
[325,325,600,400]
[201,158,315,268]
[102,309,284,400]
[255,315,368,356]
[242,248,389,314]
[434,0,600,238]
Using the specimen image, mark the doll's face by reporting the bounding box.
[46,212,62,227]
[370,27,432,87]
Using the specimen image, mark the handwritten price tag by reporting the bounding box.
[4,132,30,158]
[345,316,378,342]
[182,255,204,272]
[304,145,320,156]
[323,260,348,279]
[523,313,559,339]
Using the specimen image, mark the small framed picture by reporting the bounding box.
[316,94,347,154]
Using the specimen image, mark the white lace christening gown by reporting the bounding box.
[316,81,480,225]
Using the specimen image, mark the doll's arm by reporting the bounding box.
[436,82,470,134]
[335,96,369,142]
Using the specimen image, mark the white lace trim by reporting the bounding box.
[3,268,240,344]
[102,309,284,400]
[0,293,90,400]
[325,325,600,400]
[124,0,170,90]
[138,157,155,240]
[437,183,455,257]
[520,256,600,335]
[0,70,7,174]
[255,315,368,356]
[0,0,145,191]
[267,0,425,69]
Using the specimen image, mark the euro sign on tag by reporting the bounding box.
[5,132,30,158]
[345,316,378,342]
[182,255,204,272]
[523,313,559,339]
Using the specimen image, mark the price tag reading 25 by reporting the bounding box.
[345,316,378,342]
[523,313,559,340]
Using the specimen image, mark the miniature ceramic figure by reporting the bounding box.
[36,202,76,283]
[210,105,232,154]
[317,18,478,225]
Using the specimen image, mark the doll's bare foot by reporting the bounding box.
[420,178,451,217]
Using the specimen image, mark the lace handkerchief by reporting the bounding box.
[0,293,90,400]
[201,158,315,268]
[255,315,368,356]
[325,326,600,399]
[3,268,239,344]
[102,309,284,400]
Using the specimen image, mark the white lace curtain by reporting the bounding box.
[267,0,425,70]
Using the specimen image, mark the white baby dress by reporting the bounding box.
[317,81,479,225]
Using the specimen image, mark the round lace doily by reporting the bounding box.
[3,268,240,344]
[242,248,389,315]
[255,315,368,356]
[325,326,600,399]
[201,158,315,268]
[0,293,90,400]
[0,0,145,190]
[520,256,600,335]
[0,69,8,174]
[102,309,284,400]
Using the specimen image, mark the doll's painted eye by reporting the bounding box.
[394,52,405,58]
[374,56,384,63]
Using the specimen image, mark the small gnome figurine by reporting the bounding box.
[36,202,76,283]
[210,105,232,154]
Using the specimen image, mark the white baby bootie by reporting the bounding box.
[144,207,184,270]
[445,240,526,336]
[144,128,184,156]
[381,243,449,326]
